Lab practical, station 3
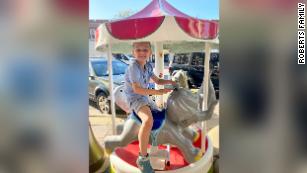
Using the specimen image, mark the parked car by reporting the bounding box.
[169,52,219,98]
[150,54,170,63]
[113,53,134,64]
[89,58,128,114]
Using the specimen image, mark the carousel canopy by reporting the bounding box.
[95,0,219,52]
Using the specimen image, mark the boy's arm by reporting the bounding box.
[151,74,176,85]
[131,82,170,96]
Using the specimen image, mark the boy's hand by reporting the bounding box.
[169,80,177,86]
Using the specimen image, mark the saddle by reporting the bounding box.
[131,109,166,130]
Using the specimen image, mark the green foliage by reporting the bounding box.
[113,9,136,19]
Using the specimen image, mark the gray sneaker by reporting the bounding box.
[136,154,155,173]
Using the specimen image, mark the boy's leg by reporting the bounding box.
[137,105,153,156]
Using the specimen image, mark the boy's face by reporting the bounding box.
[132,42,152,62]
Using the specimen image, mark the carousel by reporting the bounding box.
[94,0,219,172]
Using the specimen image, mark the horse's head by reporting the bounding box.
[171,70,189,89]
[166,81,217,128]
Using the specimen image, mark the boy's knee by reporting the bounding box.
[137,105,153,127]
[143,116,153,127]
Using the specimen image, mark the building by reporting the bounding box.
[89,19,108,57]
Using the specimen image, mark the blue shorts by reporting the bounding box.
[129,97,158,114]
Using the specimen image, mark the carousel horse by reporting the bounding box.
[106,81,217,163]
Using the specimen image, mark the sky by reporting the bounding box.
[89,0,219,20]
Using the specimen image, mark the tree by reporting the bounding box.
[113,9,136,19]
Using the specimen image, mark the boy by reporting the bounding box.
[124,42,176,173]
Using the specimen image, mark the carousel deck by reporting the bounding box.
[114,130,208,170]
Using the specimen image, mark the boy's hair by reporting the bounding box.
[132,42,151,49]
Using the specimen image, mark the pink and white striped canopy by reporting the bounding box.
[95,0,219,50]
